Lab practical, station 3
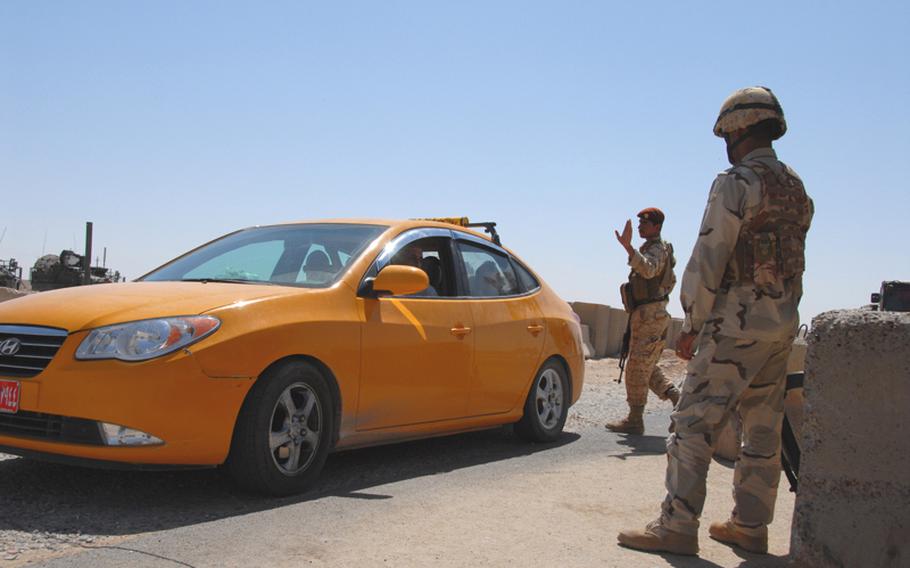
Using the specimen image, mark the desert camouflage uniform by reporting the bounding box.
[661,147,813,537]
[624,239,677,406]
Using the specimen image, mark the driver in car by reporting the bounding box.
[392,243,438,296]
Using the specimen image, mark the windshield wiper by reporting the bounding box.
[179,278,272,285]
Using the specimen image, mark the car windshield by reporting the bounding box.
[141,223,387,287]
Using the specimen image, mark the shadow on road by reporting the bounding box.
[644,551,789,568]
[608,433,742,474]
[609,433,668,459]
[0,427,580,537]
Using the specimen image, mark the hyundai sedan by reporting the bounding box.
[0,219,584,495]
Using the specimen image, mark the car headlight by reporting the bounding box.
[75,316,221,362]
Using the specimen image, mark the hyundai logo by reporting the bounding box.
[0,338,22,357]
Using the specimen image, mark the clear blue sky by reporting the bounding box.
[2,1,908,322]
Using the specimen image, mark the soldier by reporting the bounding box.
[607,208,680,435]
[617,86,814,556]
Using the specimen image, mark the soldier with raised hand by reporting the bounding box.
[617,86,814,556]
[607,208,679,435]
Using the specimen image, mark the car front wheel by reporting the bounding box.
[515,359,569,443]
[227,360,334,496]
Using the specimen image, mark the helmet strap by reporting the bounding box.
[725,130,752,164]
[727,130,751,152]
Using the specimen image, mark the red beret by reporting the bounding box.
[637,207,665,225]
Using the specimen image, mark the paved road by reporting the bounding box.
[1,358,794,567]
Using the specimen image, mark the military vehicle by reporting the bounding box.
[30,250,122,292]
[870,281,910,312]
[0,258,23,290]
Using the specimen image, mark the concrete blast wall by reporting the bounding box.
[791,309,910,568]
[571,301,683,358]
[570,302,616,358]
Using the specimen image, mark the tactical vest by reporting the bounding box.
[721,160,811,290]
[622,241,675,311]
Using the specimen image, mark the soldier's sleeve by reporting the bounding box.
[628,241,666,279]
[680,172,748,334]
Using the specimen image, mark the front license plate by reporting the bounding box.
[0,380,20,414]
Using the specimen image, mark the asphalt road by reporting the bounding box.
[1,357,795,567]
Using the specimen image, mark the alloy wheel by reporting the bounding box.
[269,382,322,476]
[535,368,564,430]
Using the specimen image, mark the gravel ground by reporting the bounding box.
[0,354,687,566]
[567,350,686,431]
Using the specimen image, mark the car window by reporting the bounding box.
[296,244,335,285]
[183,241,284,283]
[511,258,540,293]
[387,236,455,297]
[457,241,520,297]
[143,224,386,288]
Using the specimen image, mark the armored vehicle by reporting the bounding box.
[30,250,121,292]
[0,259,22,290]
[870,281,910,312]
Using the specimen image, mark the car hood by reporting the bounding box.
[0,282,300,332]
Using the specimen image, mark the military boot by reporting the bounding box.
[617,519,699,556]
[606,405,644,435]
[665,385,680,407]
[708,520,768,554]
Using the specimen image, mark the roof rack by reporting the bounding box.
[416,217,501,246]
[465,222,500,246]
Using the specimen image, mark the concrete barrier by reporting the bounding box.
[570,302,614,358]
[580,324,594,359]
[791,309,910,567]
[787,336,808,373]
[665,318,683,350]
[571,301,684,359]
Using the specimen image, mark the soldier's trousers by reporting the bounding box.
[624,302,675,407]
[661,332,792,537]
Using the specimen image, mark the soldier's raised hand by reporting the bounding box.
[615,219,634,256]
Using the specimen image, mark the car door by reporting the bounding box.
[454,235,546,416]
[357,229,474,430]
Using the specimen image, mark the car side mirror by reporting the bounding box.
[367,265,429,298]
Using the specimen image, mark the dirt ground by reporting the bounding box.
[566,350,688,431]
[0,286,29,303]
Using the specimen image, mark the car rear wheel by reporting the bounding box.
[515,360,569,443]
[227,361,334,496]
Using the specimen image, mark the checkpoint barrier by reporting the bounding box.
[570,301,683,359]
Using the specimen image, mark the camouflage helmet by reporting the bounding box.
[713,86,786,139]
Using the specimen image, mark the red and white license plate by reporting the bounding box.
[0,380,20,414]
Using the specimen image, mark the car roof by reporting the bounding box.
[257,218,497,245]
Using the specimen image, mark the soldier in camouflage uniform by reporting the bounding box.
[618,87,814,556]
[607,208,680,435]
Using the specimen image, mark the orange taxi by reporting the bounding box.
[0,218,584,494]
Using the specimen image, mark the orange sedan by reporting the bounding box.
[0,219,584,494]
